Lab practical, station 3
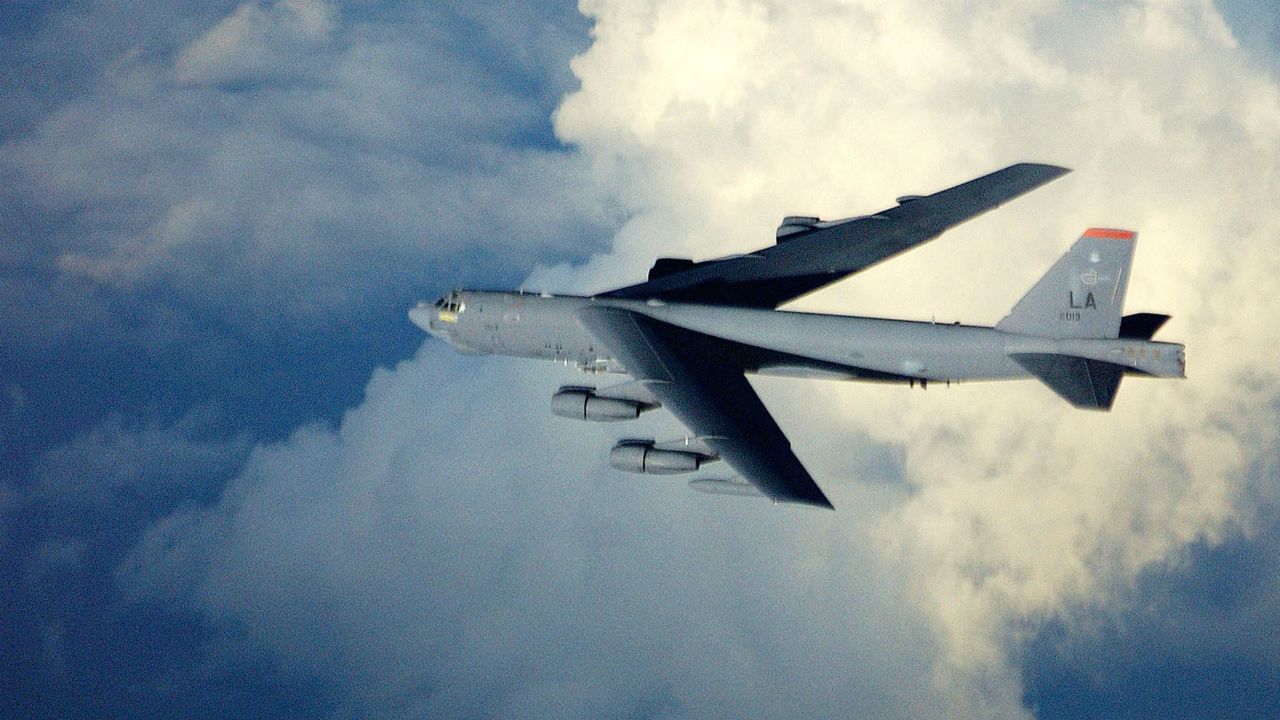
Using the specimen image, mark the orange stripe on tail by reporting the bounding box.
[1083,228,1135,240]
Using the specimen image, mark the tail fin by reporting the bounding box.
[996,228,1136,339]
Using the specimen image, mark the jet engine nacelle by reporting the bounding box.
[609,441,704,475]
[776,215,821,241]
[551,387,644,421]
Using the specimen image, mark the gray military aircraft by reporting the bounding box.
[410,163,1184,509]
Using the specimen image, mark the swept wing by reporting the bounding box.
[579,305,833,508]
[602,162,1070,308]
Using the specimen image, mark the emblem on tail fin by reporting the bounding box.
[996,228,1136,339]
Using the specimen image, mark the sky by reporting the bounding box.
[3,1,1280,718]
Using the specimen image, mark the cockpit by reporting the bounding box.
[409,291,468,338]
[434,292,466,316]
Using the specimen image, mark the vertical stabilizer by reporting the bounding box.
[996,228,1136,338]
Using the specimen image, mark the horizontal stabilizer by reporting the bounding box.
[1010,353,1126,410]
[1119,313,1171,339]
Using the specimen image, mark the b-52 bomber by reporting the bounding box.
[411,163,1184,509]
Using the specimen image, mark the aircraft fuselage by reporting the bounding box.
[410,290,1184,384]
[410,165,1187,507]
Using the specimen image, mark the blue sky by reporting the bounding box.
[4,2,1280,718]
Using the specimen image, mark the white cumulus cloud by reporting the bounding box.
[125,1,1280,717]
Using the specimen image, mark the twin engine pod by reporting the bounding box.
[609,440,715,475]
[551,386,652,422]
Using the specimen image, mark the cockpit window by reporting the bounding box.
[436,293,465,314]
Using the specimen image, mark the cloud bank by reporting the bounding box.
[9,0,1280,717]
[538,2,1280,714]
[1,2,599,716]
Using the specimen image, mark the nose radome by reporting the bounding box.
[408,303,435,333]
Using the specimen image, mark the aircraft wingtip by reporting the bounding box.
[1032,162,1072,174]
[802,494,836,511]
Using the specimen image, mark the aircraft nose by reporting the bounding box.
[408,303,438,334]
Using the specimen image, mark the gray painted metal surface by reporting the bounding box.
[409,164,1186,508]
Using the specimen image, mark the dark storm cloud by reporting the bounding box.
[27,407,252,519]
[0,0,605,457]
[1024,522,1280,719]
[1,408,262,720]
[0,0,609,474]
[9,1,1280,719]
[0,2,605,717]
[1,1,607,342]
[1019,388,1280,720]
